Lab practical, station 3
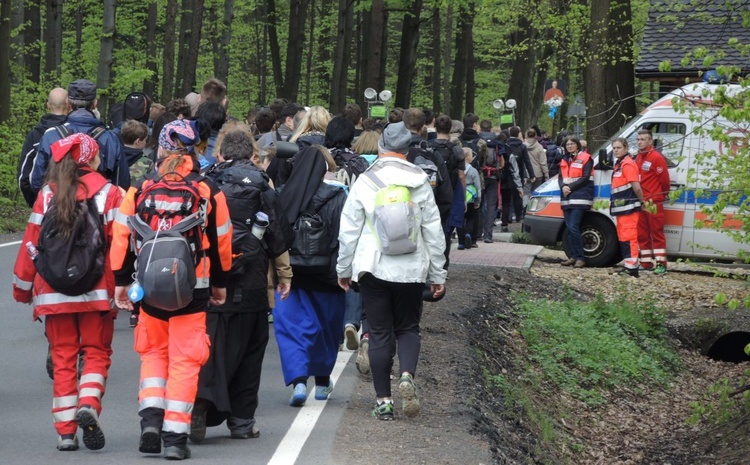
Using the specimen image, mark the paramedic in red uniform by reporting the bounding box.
[635,129,671,274]
[110,119,233,460]
[13,133,124,452]
[610,138,644,277]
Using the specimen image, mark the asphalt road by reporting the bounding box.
[0,239,356,464]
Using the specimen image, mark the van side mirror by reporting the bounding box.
[594,148,613,170]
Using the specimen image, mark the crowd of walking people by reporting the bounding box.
[12,75,668,459]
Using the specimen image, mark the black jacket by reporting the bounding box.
[17,113,67,207]
[506,137,535,183]
[408,134,453,226]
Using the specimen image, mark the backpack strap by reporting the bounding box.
[54,124,71,140]
[88,126,107,141]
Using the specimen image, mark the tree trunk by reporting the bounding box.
[181,0,205,96]
[353,6,361,107]
[442,3,453,117]
[24,0,40,83]
[330,0,354,113]
[74,2,84,73]
[214,0,234,86]
[584,0,636,148]
[43,0,62,78]
[161,0,178,102]
[464,1,475,115]
[0,0,11,123]
[175,0,193,96]
[431,7,441,113]
[143,1,158,98]
[11,0,23,72]
[394,0,423,109]
[281,0,311,101]
[449,3,470,119]
[360,0,385,102]
[506,12,538,130]
[96,0,117,121]
[267,0,283,97]
[305,0,316,103]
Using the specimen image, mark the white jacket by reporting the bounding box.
[336,156,447,285]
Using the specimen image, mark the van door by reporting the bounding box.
[624,120,690,255]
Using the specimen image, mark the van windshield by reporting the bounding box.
[593,114,643,157]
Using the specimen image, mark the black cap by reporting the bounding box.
[68,79,97,101]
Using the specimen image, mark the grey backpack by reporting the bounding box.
[128,212,204,311]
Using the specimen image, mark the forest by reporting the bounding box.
[0,0,746,208]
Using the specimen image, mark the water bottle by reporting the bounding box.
[128,281,144,302]
[25,242,39,261]
[251,212,269,240]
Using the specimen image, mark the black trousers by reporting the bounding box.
[358,273,423,398]
[197,311,269,426]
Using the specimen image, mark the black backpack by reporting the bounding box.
[407,142,442,190]
[331,148,370,187]
[35,186,110,296]
[290,203,333,274]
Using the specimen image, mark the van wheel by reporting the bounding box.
[562,214,621,267]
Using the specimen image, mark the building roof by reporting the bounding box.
[636,0,750,80]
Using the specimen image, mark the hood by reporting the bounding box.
[459,128,479,142]
[368,157,428,189]
[123,146,144,166]
[526,138,539,149]
[35,113,67,133]
[311,181,345,210]
[66,109,104,132]
[408,134,425,147]
[506,137,524,151]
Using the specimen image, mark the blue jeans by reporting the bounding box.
[563,208,585,260]
[343,288,362,330]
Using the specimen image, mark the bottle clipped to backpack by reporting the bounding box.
[25,241,39,261]
[251,212,269,240]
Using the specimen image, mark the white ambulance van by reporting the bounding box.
[524,82,749,266]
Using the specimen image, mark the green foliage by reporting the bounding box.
[511,230,532,244]
[518,293,680,405]
[689,370,750,425]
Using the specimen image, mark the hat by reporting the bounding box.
[68,79,97,101]
[378,122,412,153]
[50,133,100,165]
[159,119,202,151]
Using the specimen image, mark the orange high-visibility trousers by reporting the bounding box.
[47,312,112,436]
[134,311,210,438]
[616,211,640,269]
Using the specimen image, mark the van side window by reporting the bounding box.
[626,122,685,167]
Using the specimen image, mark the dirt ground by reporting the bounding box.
[331,248,750,465]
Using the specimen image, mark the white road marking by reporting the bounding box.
[0,241,21,248]
[268,351,351,465]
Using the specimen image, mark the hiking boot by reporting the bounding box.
[344,324,359,350]
[188,400,207,443]
[139,426,161,454]
[129,313,139,328]
[372,401,394,421]
[290,383,307,407]
[164,443,191,460]
[230,426,260,439]
[573,260,586,268]
[463,234,472,250]
[356,336,370,375]
[561,258,576,266]
[57,434,79,451]
[314,380,334,400]
[75,405,105,450]
[654,263,667,275]
[398,374,421,417]
[501,226,509,233]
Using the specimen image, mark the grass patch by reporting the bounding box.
[518,292,680,405]
[0,198,30,234]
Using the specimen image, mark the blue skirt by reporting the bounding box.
[273,288,346,385]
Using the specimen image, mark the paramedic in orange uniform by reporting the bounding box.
[109,119,233,460]
[13,134,124,452]
[635,129,671,274]
[610,138,644,277]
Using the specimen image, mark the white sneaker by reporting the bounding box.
[344,324,359,350]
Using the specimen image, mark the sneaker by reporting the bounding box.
[573,260,586,268]
[654,263,667,275]
[138,426,161,454]
[356,336,370,375]
[344,324,359,350]
[463,234,472,250]
[483,238,493,243]
[268,311,274,324]
[560,258,576,266]
[398,374,421,417]
[75,405,105,450]
[471,242,479,248]
[188,400,207,443]
[129,313,139,328]
[164,443,191,460]
[290,383,307,407]
[372,401,394,421]
[501,226,509,233]
[315,380,334,400]
[230,426,260,439]
[57,434,79,451]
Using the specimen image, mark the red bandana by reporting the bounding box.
[50,133,100,165]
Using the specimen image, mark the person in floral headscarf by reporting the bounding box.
[12,133,124,452]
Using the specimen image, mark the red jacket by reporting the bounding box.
[635,148,670,202]
[13,170,124,319]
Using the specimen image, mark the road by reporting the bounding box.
[0,240,356,464]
